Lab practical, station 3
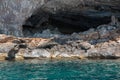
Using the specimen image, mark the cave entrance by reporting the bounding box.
[22,11,111,37]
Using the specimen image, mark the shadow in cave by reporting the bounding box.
[22,9,112,37]
[49,11,111,33]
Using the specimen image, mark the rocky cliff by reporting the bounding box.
[0,0,120,61]
[24,0,120,35]
[0,0,120,36]
[0,0,45,36]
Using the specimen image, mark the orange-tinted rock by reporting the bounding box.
[15,49,26,60]
[0,34,16,43]
[0,53,7,61]
[20,37,53,49]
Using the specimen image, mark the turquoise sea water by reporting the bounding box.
[0,59,120,80]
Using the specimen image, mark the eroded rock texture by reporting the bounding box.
[0,0,46,36]
[1,0,120,61]
[0,0,120,36]
[24,0,120,34]
[0,21,120,60]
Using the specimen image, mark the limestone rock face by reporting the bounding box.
[0,0,44,36]
[0,0,120,36]
[25,0,120,34]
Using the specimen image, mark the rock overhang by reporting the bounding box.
[0,0,120,37]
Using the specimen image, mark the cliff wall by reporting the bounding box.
[0,0,120,36]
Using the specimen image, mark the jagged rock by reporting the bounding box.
[79,28,99,41]
[97,25,116,39]
[0,21,120,60]
[0,34,54,60]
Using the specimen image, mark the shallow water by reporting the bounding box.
[0,59,120,80]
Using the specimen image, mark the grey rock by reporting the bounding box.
[24,49,51,58]
[0,43,16,53]
[1,0,120,36]
[79,42,92,50]
[97,25,116,39]
[0,0,46,36]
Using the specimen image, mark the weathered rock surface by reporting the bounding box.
[24,0,120,34]
[0,21,120,60]
[87,40,120,59]
[0,0,48,36]
[24,49,51,59]
[0,0,120,36]
[0,34,17,53]
[0,0,120,60]
[0,34,53,60]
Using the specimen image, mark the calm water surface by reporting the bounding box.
[0,59,120,80]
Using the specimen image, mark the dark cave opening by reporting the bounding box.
[22,11,112,37]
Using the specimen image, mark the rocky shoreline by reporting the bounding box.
[0,17,120,61]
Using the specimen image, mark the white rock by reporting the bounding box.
[24,49,51,58]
